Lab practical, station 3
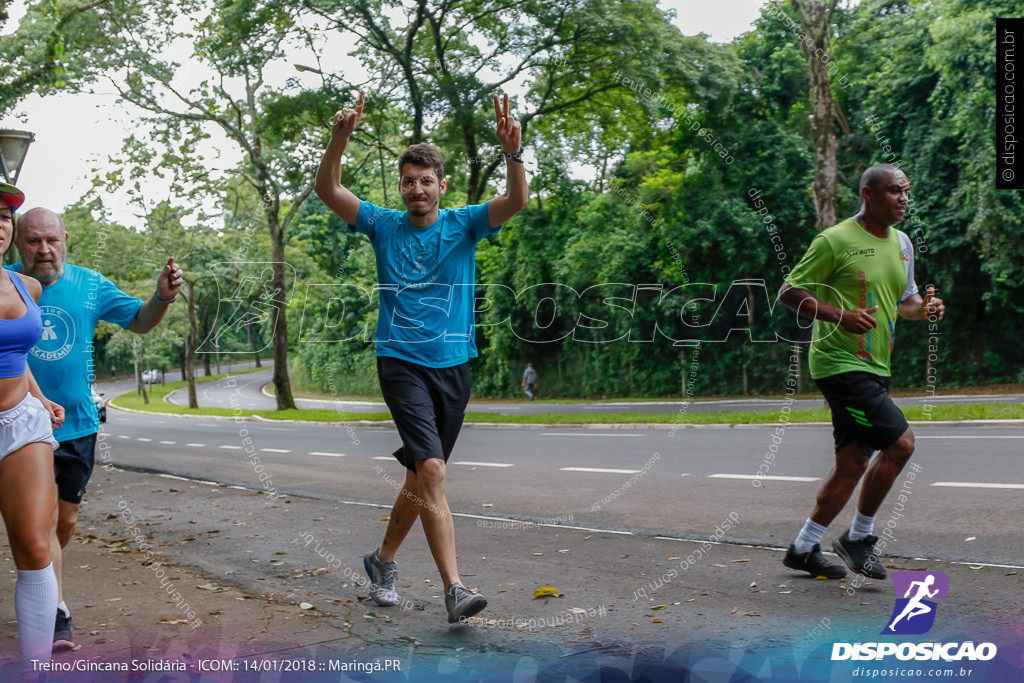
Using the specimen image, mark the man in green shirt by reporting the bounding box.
[778,164,945,579]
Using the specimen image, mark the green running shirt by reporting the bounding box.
[784,217,918,379]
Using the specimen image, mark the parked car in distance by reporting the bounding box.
[141,369,162,384]
[92,388,107,423]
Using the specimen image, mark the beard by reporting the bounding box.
[402,194,438,217]
[27,260,62,283]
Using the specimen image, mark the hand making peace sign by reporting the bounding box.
[493,93,522,155]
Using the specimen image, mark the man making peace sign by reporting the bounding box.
[315,92,527,623]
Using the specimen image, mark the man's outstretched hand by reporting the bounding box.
[494,93,522,154]
[332,91,365,140]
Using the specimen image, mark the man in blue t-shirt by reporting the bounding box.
[315,92,528,624]
[11,207,183,649]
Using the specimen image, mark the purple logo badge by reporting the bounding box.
[882,571,949,635]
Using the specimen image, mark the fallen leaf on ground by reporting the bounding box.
[652,618,663,623]
[709,564,728,568]
[299,602,315,610]
[533,586,561,599]
[651,605,668,610]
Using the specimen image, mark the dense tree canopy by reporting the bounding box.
[3,0,1019,399]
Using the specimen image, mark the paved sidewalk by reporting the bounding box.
[0,465,1020,681]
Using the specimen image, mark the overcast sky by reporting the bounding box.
[1,0,765,224]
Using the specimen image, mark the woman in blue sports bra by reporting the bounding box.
[0,181,66,671]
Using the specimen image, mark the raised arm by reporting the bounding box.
[487,93,529,229]
[315,91,366,226]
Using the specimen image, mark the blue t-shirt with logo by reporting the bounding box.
[7,263,142,440]
[351,200,500,368]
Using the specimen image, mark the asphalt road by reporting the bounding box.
[101,404,1024,568]
[162,367,1024,416]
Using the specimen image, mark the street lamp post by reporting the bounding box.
[0,129,36,184]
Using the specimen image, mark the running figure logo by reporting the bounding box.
[882,571,949,635]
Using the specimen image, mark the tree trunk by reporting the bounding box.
[186,280,199,409]
[802,0,838,230]
[266,210,296,410]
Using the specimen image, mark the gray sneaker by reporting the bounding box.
[363,550,400,606]
[445,583,487,624]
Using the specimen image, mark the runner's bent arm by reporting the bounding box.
[778,283,878,334]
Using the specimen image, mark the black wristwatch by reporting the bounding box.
[504,147,525,163]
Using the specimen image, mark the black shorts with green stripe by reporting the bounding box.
[813,371,909,455]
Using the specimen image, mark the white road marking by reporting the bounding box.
[137,438,152,442]
[372,456,393,461]
[309,452,346,457]
[932,482,1024,490]
[118,435,131,439]
[219,445,242,450]
[159,441,175,445]
[545,433,645,437]
[454,461,514,468]
[186,443,206,448]
[709,474,820,482]
[259,448,291,453]
[917,436,1024,439]
[561,467,641,474]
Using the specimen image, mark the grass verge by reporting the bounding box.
[112,377,1024,424]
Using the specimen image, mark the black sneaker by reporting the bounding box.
[833,531,887,579]
[53,609,76,651]
[783,542,848,579]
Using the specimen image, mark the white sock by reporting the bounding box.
[793,518,827,554]
[16,563,58,666]
[849,510,876,541]
[57,601,69,618]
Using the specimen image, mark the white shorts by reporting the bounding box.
[0,394,59,461]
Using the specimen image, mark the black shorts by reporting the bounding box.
[814,372,909,455]
[54,433,97,504]
[377,356,471,472]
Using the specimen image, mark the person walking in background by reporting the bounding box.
[522,362,538,400]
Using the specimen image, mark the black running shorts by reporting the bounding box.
[54,433,98,504]
[814,371,909,455]
[377,356,471,471]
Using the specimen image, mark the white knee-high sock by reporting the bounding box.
[16,563,58,666]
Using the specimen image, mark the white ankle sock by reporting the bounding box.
[16,563,58,666]
[793,518,827,554]
[849,510,876,541]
